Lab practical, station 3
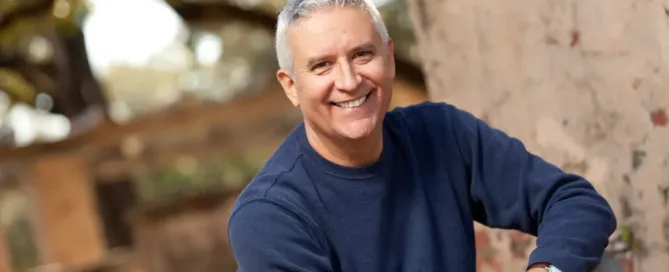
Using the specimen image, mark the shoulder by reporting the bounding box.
[388,100,455,115]
[385,101,479,141]
[228,158,324,254]
[387,101,475,128]
[234,154,305,209]
[230,128,319,232]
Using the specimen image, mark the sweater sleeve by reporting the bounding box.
[228,199,333,272]
[441,103,617,271]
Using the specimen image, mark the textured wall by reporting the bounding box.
[404,0,669,271]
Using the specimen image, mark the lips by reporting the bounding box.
[331,92,371,109]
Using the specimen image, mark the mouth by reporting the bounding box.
[331,92,372,109]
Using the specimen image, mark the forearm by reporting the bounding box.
[441,102,616,270]
[528,176,616,271]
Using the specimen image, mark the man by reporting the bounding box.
[228,0,617,271]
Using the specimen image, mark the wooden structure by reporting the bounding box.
[130,189,240,272]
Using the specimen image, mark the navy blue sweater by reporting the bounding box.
[228,101,616,271]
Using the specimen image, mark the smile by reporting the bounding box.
[332,92,371,109]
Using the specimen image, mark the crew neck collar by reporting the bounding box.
[296,122,392,179]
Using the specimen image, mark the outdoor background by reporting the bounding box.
[0,0,667,271]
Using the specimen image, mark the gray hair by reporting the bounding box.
[275,0,390,74]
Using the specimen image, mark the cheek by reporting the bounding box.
[359,61,389,84]
[297,80,333,107]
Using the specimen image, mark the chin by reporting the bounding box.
[335,117,379,141]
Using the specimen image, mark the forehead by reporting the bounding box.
[286,7,380,54]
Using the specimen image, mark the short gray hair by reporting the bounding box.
[275,0,390,74]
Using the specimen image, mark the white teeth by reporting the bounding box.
[335,95,367,108]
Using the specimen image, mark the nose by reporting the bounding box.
[334,60,361,92]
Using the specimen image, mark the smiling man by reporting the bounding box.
[227,0,617,271]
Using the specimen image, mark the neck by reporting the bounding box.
[304,124,383,168]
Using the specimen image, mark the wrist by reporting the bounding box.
[527,262,561,272]
[528,262,550,269]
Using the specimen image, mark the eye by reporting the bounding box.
[353,50,373,59]
[311,61,331,71]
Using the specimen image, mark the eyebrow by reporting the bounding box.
[306,55,330,69]
[350,42,376,54]
[305,42,377,68]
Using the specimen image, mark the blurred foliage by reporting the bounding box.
[167,0,285,16]
[0,0,419,115]
[51,0,90,34]
[167,0,418,62]
[0,0,88,34]
[137,154,262,203]
[0,17,53,108]
[379,0,419,64]
[103,19,278,120]
[0,0,89,108]
[103,0,418,121]
[6,215,39,272]
[0,0,47,18]
[184,20,277,96]
[0,69,36,106]
[0,188,39,272]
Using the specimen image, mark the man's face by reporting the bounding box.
[277,7,395,142]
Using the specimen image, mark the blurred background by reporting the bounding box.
[0,0,666,271]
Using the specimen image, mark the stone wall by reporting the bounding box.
[404,0,669,271]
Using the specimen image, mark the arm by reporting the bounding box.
[228,199,333,272]
[441,104,616,271]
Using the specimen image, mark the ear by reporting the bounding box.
[386,39,396,80]
[277,69,299,107]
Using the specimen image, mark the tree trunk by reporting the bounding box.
[404,0,669,271]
